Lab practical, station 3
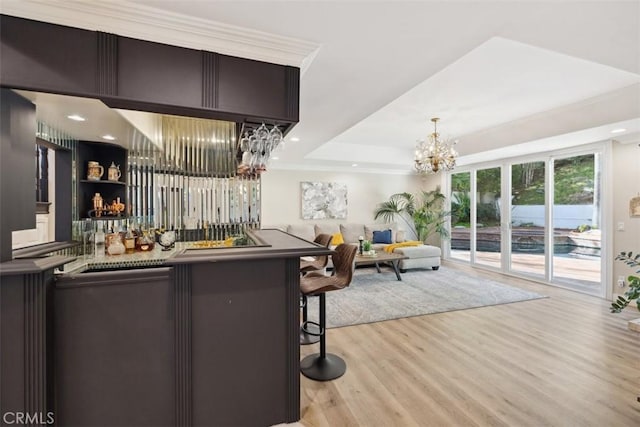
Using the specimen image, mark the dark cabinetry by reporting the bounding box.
[0,15,300,129]
[0,89,36,261]
[77,141,128,219]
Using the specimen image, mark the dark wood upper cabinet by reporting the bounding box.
[0,14,300,126]
[0,15,97,95]
[218,55,287,119]
[117,37,203,108]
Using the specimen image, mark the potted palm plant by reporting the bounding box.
[374,186,450,243]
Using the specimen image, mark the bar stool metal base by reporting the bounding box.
[300,353,346,381]
[300,322,320,345]
[300,294,320,345]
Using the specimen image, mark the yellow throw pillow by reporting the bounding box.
[331,232,344,245]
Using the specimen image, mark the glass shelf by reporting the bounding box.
[80,179,126,186]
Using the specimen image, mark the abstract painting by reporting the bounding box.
[301,182,348,219]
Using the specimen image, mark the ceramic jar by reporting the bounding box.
[108,162,121,181]
[87,161,104,181]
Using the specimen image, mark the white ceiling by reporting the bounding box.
[3,0,640,174]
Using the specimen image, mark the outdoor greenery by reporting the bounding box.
[450,154,596,228]
[452,155,594,207]
[451,172,470,193]
[451,192,470,226]
[374,187,450,242]
[610,251,640,313]
[512,155,595,205]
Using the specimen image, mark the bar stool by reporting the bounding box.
[300,233,332,273]
[300,233,332,345]
[299,243,357,381]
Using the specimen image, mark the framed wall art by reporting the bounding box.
[301,181,347,219]
[630,196,640,218]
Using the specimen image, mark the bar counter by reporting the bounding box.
[1,229,332,426]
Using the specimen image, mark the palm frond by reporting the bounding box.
[373,201,402,222]
[375,187,451,242]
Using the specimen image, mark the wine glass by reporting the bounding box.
[239,132,250,152]
[269,125,283,148]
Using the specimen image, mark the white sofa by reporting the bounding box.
[263,222,441,271]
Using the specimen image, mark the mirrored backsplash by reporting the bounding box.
[65,114,261,247]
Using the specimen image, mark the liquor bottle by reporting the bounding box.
[136,229,155,252]
[124,226,136,254]
[94,226,105,258]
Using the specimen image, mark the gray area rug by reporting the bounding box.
[306,265,546,328]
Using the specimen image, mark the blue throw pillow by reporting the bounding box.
[372,229,392,244]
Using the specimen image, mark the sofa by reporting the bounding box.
[263,222,441,271]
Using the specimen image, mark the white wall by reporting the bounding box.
[11,214,49,249]
[512,205,595,229]
[261,169,424,230]
[612,140,640,300]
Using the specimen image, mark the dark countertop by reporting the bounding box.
[53,229,333,274]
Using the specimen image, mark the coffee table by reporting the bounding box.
[354,251,408,281]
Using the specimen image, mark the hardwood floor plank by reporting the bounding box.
[299,261,640,426]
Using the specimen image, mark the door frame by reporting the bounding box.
[444,141,612,299]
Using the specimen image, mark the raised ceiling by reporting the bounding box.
[3,0,639,174]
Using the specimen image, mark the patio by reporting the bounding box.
[450,226,601,291]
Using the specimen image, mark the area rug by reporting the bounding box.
[305,265,546,328]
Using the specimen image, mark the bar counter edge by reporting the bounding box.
[1,229,332,426]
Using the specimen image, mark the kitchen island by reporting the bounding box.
[2,229,331,426]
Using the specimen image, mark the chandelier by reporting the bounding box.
[237,123,283,175]
[414,117,458,174]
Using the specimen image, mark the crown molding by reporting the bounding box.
[0,0,320,71]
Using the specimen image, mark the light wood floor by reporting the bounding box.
[299,261,640,427]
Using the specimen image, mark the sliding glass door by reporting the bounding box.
[510,161,546,278]
[450,171,471,262]
[448,147,605,296]
[476,167,502,269]
[551,154,601,291]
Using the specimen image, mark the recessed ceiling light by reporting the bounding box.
[67,114,86,122]
[271,156,279,160]
[352,163,358,167]
[102,134,116,141]
[611,128,627,134]
[290,137,300,142]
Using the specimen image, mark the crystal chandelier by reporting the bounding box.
[237,123,284,175]
[414,117,458,174]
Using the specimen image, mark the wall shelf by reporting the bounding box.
[77,141,128,219]
[80,179,126,186]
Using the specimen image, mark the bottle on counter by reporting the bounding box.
[105,226,125,256]
[136,230,155,252]
[94,227,105,258]
[124,227,136,254]
[107,234,125,255]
